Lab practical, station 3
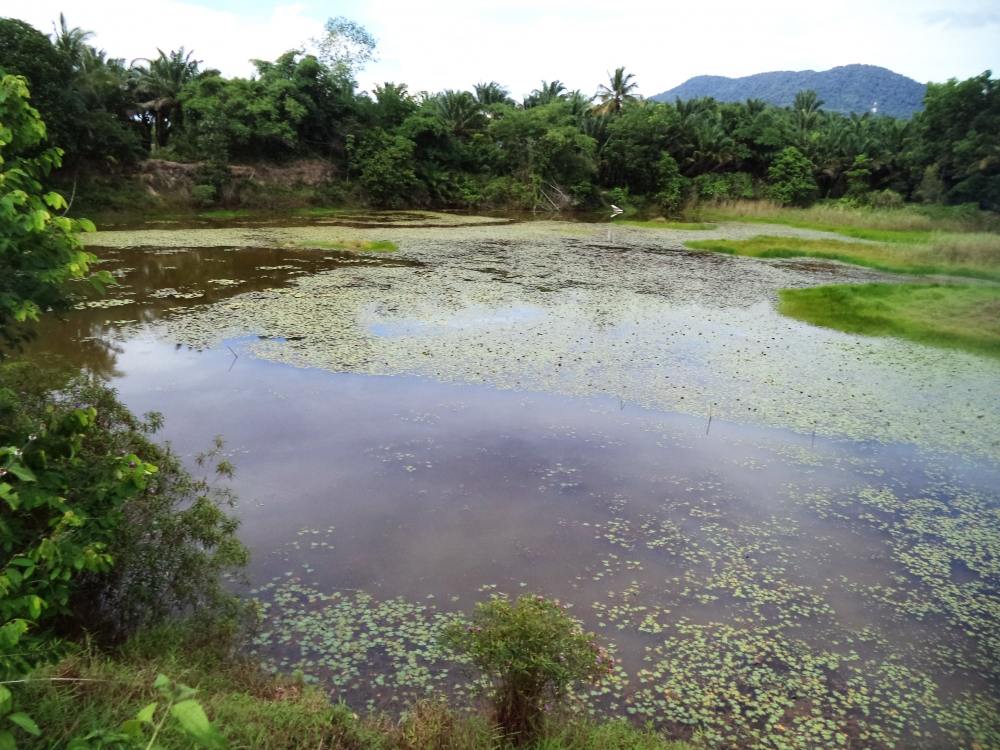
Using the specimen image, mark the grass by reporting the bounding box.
[620,219,718,231]
[778,283,1000,358]
[198,208,255,220]
[685,235,1000,281]
[285,239,398,253]
[696,199,1000,236]
[20,624,695,750]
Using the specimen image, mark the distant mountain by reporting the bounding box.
[650,64,926,118]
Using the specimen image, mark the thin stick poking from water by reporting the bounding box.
[706,404,713,435]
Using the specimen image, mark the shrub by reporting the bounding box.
[443,595,613,745]
[0,362,249,648]
[766,146,818,207]
[357,131,421,208]
[191,183,218,207]
[693,172,753,202]
[654,154,688,216]
[866,189,905,210]
[0,73,108,350]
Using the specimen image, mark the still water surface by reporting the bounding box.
[31,217,1000,747]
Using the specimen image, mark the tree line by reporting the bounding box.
[1,14,998,212]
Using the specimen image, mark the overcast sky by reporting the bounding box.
[6,0,1000,98]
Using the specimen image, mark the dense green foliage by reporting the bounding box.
[445,595,614,744]
[1,16,998,212]
[0,73,248,749]
[0,73,106,348]
[651,64,926,119]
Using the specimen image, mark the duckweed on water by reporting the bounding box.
[87,220,1000,462]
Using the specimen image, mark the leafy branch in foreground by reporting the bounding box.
[0,73,110,351]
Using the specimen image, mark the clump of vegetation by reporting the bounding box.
[20,621,692,750]
[766,147,819,206]
[778,283,1000,357]
[0,73,108,349]
[697,199,1000,235]
[1,361,249,645]
[620,219,717,230]
[444,595,614,745]
[285,238,397,253]
[685,234,1000,280]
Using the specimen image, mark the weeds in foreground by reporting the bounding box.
[22,622,695,750]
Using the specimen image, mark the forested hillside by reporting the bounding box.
[651,64,927,118]
[0,17,997,212]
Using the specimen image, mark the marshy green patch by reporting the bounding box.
[197,208,255,220]
[686,234,1000,280]
[290,238,398,252]
[620,219,718,231]
[778,283,1000,357]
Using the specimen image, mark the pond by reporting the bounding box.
[32,213,1000,748]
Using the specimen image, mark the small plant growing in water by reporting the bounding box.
[443,594,613,745]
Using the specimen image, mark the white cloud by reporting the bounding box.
[5,0,998,97]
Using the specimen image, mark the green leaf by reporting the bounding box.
[119,719,144,739]
[4,464,35,483]
[0,686,11,714]
[170,700,225,748]
[26,596,43,619]
[135,702,157,724]
[7,714,39,736]
[0,729,15,750]
[42,192,67,210]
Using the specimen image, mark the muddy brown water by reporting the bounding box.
[25,217,1000,748]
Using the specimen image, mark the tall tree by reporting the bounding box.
[132,47,200,150]
[51,13,93,70]
[312,16,376,78]
[594,67,638,116]
[474,81,512,107]
[525,80,566,108]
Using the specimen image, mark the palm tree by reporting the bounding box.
[435,90,484,137]
[374,82,411,102]
[792,89,825,134]
[593,67,638,115]
[744,98,768,117]
[131,47,201,150]
[524,80,566,108]
[474,81,511,107]
[52,13,94,70]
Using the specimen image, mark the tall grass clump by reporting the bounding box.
[697,199,1000,235]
